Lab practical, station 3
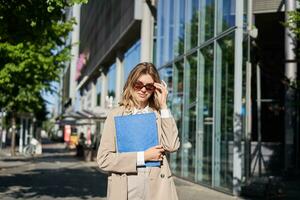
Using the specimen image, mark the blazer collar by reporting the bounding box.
[121,106,159,119]
[132,105,150,114]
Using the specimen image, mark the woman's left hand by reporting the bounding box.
[154,81,168,109]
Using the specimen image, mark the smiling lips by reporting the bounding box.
[138,93,147,98]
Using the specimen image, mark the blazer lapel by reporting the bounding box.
[121,106,133,116]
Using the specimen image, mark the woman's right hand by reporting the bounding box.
[144,145,165,161]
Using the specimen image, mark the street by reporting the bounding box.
[0,143,107,200]
[0,142,237,200]
[1,0,300,199]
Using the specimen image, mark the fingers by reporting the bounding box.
[158,154,164,161]
[145,145,166,162]
[154,82,168,94]
[157,147,165,161]
[154,83,168,105]
[154,84,168,109]
[153,145,165,152]
[154,89,161,96]
[157,151,164,161]
[161,80,167,88]
[154,145,163,149]
[153,145,165,161]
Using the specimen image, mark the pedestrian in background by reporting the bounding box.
[97,62,180,200]
[76,132,85,157]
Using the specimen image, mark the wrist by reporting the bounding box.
[160,108,171,118]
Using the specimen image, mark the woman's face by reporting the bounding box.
[132,74,155,108]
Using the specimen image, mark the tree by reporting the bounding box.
[285,0,300,58]
[0,0,87,155]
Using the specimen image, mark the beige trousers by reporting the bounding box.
[127,168,151,200]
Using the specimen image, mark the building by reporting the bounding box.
[58,0,299,196]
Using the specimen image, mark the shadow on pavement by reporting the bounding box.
[0,167,107,199]
[1,158,31,162]
[1,148,80,164]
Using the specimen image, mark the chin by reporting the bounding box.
[136,96,149,104]
[137,97,147,103]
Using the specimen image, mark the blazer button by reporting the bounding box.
[160,174,165,178]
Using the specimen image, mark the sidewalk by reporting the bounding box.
[0,143,72,169]
[0,147,28,169]
[1,144,299,200]
[174,177,238,200]
[0,145,238,200]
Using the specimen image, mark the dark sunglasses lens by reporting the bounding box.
[134,82,144,90]
[145,84,155,91]
[133,82,155,91]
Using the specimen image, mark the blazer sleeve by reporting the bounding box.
[160,116,180,153]
[96,110,137,174]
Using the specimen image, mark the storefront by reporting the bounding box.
[62,0,299,196]
[155,0,245,194]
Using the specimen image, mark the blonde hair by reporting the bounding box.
[119,62,161,111]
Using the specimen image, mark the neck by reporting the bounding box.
[136,102,148,109]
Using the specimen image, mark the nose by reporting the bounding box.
[140,86,147,92]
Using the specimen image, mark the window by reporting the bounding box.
[107,63,116,99]
[123,40,141,86]
[96,76,102,106]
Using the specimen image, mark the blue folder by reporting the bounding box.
[114,112,160,167]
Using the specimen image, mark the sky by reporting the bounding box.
[42,81,59,117]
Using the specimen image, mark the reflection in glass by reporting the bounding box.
[182,53,198,179]
[187,53,198,104]
[216,34,234,190]
[200,0,215,43]
[174,0,185,56]
[171,60,184,176]
[199,44,214,185]
[186,105,197,179]
[107,63,116,99]
[123,40,141,86]
[217,0,236,33]
[155,0,240,193]
[159,65,173,108]
[156,0,164,67]
[168,0,174,60]
[186,0,199,50]
[96,76,102,106]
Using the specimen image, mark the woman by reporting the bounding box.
[97,62,180,200]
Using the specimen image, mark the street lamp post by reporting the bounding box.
[284,0,297,172]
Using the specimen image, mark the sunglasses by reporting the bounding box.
[133,81,156,92]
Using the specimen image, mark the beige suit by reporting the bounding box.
[96,106,180,200]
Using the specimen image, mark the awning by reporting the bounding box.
[55,119,94,126]
[55,109,107,126]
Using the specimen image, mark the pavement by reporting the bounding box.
[0,141,299,200]
[0,142,106,200]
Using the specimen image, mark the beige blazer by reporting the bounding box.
[96,106,180,200]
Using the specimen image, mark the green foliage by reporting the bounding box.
[42,118,56,138]
[0,0,87,119]
[283,0,300,89]
[284,0,300,56]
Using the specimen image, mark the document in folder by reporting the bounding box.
[114,112,160,167]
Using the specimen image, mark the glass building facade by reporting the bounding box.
[156,0,244,193]
[123,40,141,87]
[107,63,116,100]
[65,0,300,197]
